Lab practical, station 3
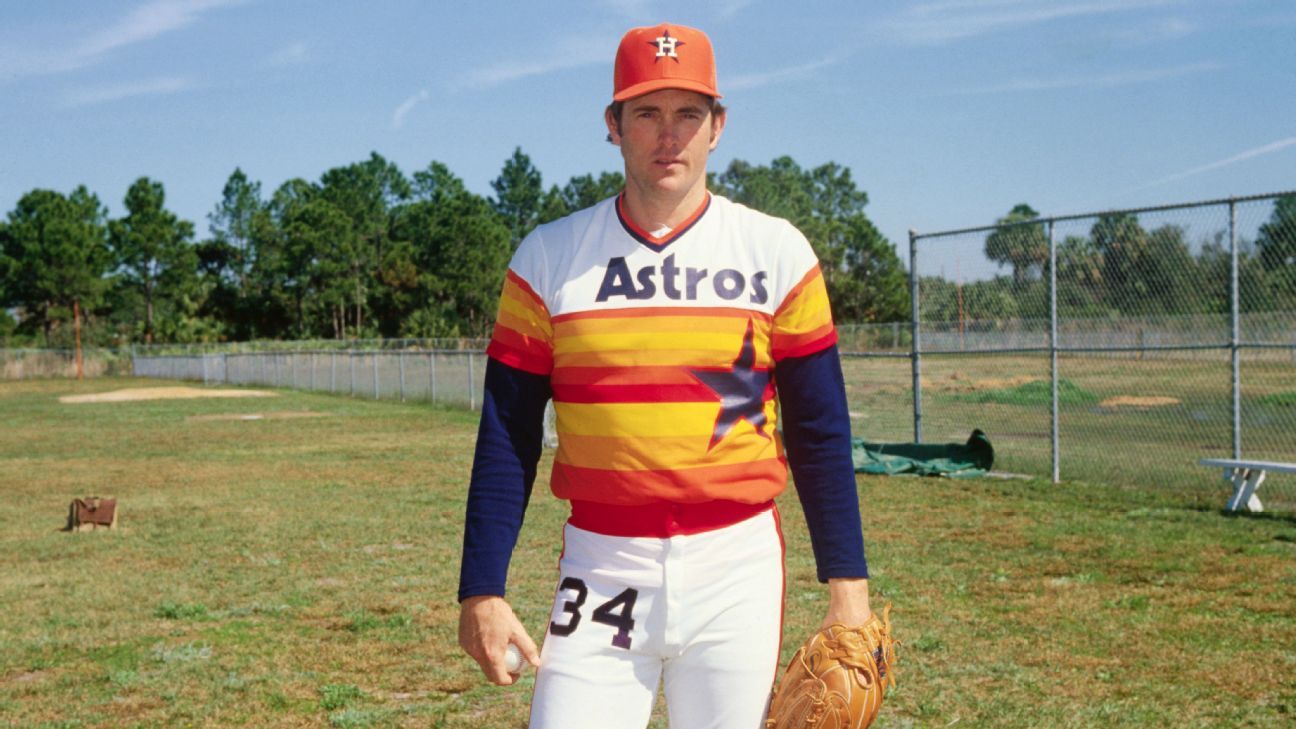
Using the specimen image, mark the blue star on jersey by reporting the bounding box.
[690,319,771,450]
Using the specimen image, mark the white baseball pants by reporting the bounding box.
[528,508,785,729]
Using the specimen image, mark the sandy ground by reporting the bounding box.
[923,374,1044,392]
[59,387,277,404]
[186,412,327,422]
[1099,395,1181,408]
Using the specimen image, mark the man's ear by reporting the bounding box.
[604,106,622,146]
[708,108,727,151]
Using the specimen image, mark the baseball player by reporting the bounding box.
[458,23,873,728]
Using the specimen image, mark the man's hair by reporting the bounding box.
[605,97,727,143]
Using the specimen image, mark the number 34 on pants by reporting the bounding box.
[548,576,640,650]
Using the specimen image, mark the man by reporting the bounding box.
[458,23,872,728]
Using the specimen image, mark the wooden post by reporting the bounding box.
[74,299,84,380]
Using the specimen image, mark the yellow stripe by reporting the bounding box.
[555,400,778,438]
[775,282,832,333]
[556,430,782,470]
[497,293,552,338]
[556,316,758,337]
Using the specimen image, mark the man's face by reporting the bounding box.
[606,88,726,200]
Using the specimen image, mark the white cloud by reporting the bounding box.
[946,60,1222,95]
[715,0,758,20]
[268,41,310,67]
[457,44,607,89]
[1107,16,1196,43]
[62,76,192,107]
[1138,136,1296,189]
[884,0,1181,45]
[0,0,244,82]
[726,56,841,91]
[392,89,430,130]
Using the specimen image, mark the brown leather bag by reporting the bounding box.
[67,497,118,531]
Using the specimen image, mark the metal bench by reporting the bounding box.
[1199,458,1296,513]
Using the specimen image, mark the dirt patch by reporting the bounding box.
[924,374,1044,393]
[59,387,277,404]
[1099,395,1181,409]
[186,411,326,422]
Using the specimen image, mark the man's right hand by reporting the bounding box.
[458,595,541,685]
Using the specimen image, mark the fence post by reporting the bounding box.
[331,352,337,393]
[349,352,356,397]
[908,229,923,443]
[469,352,476,411]
[399,351,407,402]
[429,351,437,403]
[373,351,380,399]
[1048,220,1060,484]
[1229,199,1241,459]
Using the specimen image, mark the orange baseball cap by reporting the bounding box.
[613,24,721,102]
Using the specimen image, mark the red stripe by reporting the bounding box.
[552,365,703,386]
[486,342,552,375]
[568,498,773,538]
[770,504,787,697]
[553,376,775,404]
[488,327,552,368]
[551,459,787,503]
[772,328,838,361]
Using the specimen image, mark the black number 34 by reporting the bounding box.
[548,577,638,649]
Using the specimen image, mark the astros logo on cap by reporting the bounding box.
[651,30,683,61]
[613,23,721,101]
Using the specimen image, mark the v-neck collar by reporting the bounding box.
[616,192,711,253]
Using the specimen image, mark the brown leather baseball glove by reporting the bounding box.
[765,603,897,729]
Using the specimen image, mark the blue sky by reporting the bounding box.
[2,0,1294,268]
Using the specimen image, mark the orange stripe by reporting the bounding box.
[552,365,712,386]
[504,269,546,310]
[556,348,769,368]
[553,306,772,324]
[550,458,788,505]
[557,432,781,470]
[772,325,838,361]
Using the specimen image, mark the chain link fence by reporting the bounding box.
[904,192,1296,508]
[131,339,491,410]
[1,347,134,379]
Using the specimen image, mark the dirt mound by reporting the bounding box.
[60,387,277,404]
[924,374,1044,393]
[1099,395,1180,409]
[186,412,326,422]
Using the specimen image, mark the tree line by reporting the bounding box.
[0,150,909,349]
[922,199,1296,325]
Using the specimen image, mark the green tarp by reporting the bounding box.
[852,429,994,478]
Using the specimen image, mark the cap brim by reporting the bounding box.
[613,78,722,102]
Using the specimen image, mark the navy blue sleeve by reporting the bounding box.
[457,357,552,602]
[775,343,869,583]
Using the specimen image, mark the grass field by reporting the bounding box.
[2,377,1295,727]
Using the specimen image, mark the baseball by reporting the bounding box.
[503,643,524,674]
